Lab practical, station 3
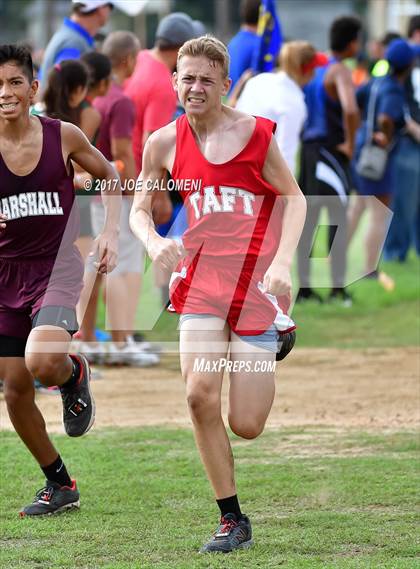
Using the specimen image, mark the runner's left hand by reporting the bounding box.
[262,263,292,297]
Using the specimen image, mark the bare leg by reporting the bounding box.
[77,272,102,341]
[25,327,73,387]
[103,274,129,343]
[1,357,59,466]
[365,195,391,274]
[228,334,276,439]
[75,236,93,262]
[124,272,142,334]
[180,317,234,498]
[297,196,322,288]
[347,195,366,245]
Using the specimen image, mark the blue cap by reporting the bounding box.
[385,38,420,70]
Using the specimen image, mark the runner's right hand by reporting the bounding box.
[149,237,185,272]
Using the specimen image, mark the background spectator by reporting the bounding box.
[236,41,328,173]
[39,0,113,89]
[124,12,198,305]
[297,15,361,306]
[371,31,402,77]
[81,31,158,367]
[72,52,112,367]
[348,39,416,283]
[384,17,420,262]
[124,12,197,176]
[38,59,89,123]
[227,0,261,92]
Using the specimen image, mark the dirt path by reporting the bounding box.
[0,348,418,433]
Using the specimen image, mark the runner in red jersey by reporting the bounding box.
[169,112,295,335]
[130,36,306,552]
[0,45,121,517]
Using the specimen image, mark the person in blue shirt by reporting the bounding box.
[227,0,261,93]
[39,1,113,89]
[384,17,420,262]
[348,39,417,280]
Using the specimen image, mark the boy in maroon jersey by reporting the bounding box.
[0,45,120,516]
[130,36,307,552]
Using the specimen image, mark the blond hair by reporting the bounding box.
[279,41,317,83]
[177,35,230,78]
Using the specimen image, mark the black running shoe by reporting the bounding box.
[60,354,95,437]
[200,513,253,553]
[19,480,80,517]
[296,288,324,303]
[328,288,353,307]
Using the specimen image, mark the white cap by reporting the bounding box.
[71,0,113,13]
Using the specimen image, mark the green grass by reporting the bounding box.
[1,427,419,568]
[292,254,419,348]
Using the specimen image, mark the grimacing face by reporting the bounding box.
[0,62,37,121]
[174,55,231,116]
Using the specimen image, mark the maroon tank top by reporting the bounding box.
[0,116,79,259]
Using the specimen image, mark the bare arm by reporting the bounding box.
[61,122,121,272]
[140,126,173,225]
[261,136,307,295]
[80,105,101,143]
[142,129,153,148]
[375,113,395,146]
[334,66,360,157]
[129,132,181,271]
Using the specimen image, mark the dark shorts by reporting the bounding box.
[0,251,83,356]
[0,306,79,357]
[299,142,352,201]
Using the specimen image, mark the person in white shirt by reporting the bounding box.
[236,41,328,173]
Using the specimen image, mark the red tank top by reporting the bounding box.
[0,116,79,259]
[171,114,284,273]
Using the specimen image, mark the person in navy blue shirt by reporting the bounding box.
[384,17,420,262]
[39,1,113,89]
[348,38,417,280]
[227,0,261,93]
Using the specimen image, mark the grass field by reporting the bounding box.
[1,428,419,568]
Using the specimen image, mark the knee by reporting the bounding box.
[3,382,33,411]
[228,416,265,440]
[25,354,64,387]
[186,383,220,423]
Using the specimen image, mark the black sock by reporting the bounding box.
[216,495,242,519]
[41,455,72,487]
[61,356,80,389]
